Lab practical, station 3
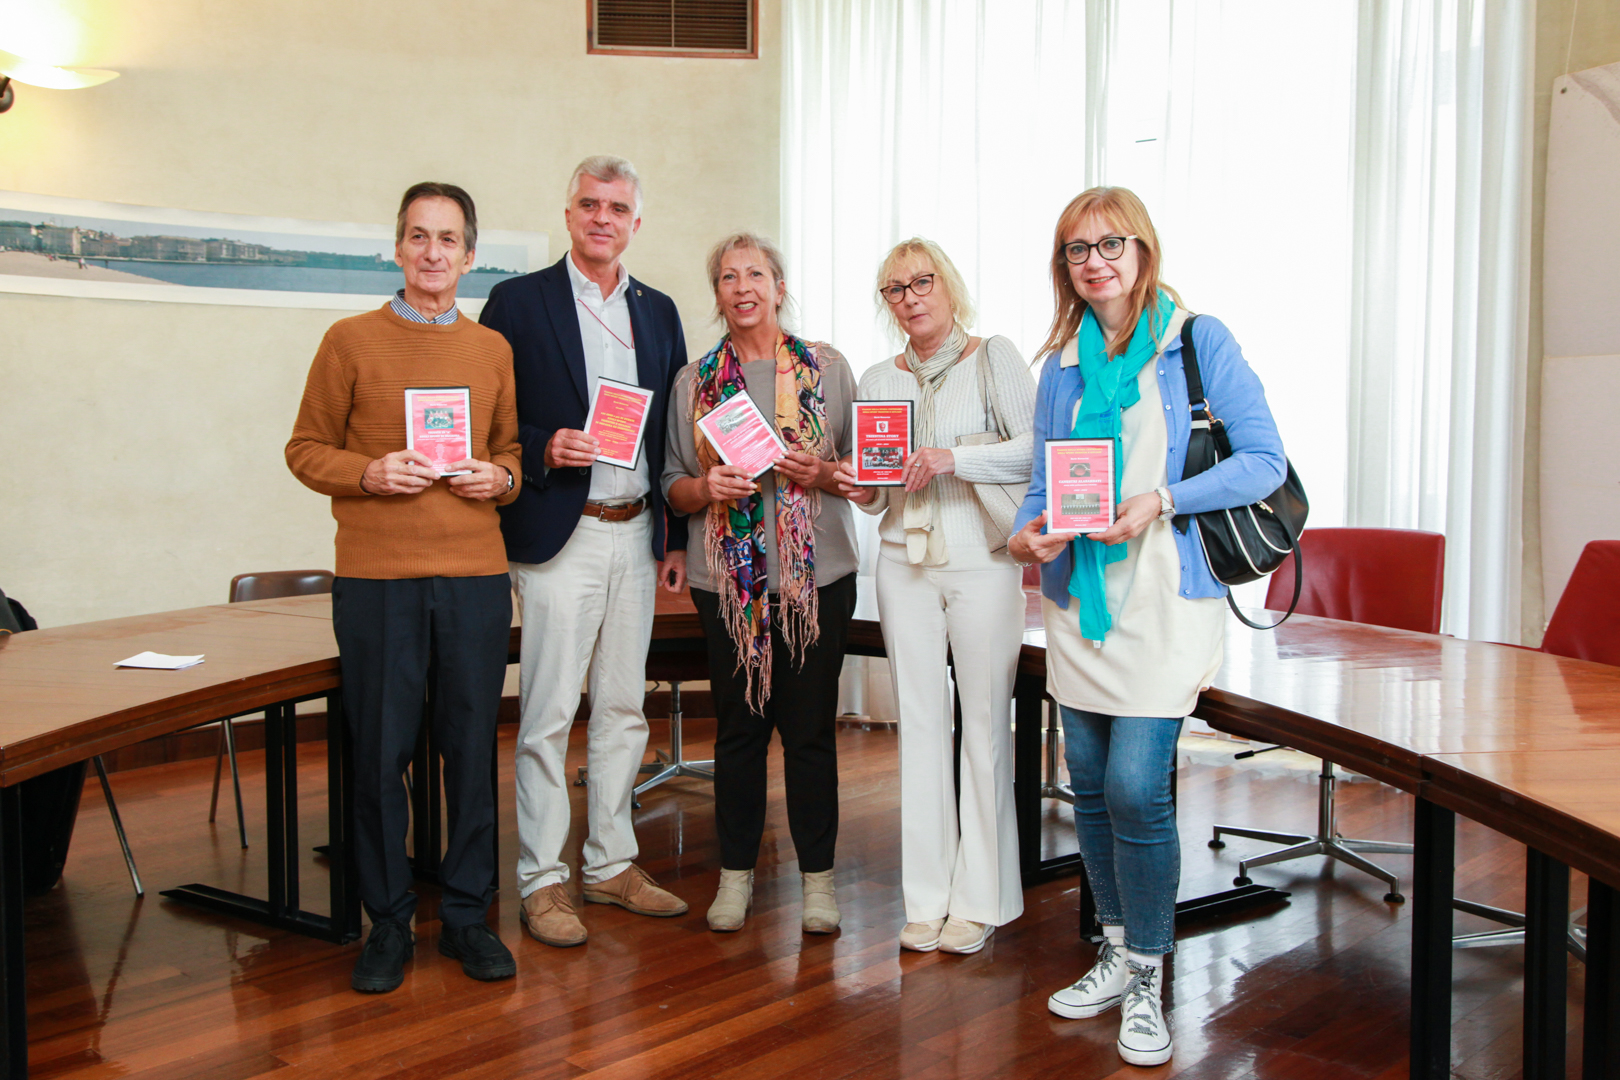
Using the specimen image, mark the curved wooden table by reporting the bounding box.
[2,592,1619,1079]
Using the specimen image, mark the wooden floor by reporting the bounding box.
[26,719,1589,1079]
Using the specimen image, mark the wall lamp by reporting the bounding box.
[0,47,118,114]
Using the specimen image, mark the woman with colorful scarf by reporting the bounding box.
[662,233,860,935]
[1008,189,1286,1068]
[831,238,1036,957]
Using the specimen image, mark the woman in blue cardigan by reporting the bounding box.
[1008,187,1285,1068]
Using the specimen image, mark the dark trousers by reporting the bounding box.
[691,573,856,874]
[332,574,511,930]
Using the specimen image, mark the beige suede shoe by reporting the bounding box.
[521,882,587,947]
[801,869,840,933]
[899,918,947,952]
[582,863,689,917]
[707,869,753,932]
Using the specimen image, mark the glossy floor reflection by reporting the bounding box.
[25,720,1585,1078]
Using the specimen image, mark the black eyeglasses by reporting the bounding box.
[1062,235,1137,265]
[878,274,936,304]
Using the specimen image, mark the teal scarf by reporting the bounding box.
[1067,290,1175,641]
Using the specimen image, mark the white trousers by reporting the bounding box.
[510,513,654,896]
[876,555,1025,927]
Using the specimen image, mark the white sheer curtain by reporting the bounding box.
[1347,0,1532,640]
[782,0,1531,639]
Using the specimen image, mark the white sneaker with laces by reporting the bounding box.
[1047,939,1128,1018]
[1116,960,1173,1067]
[899,918,946,952]
[937,916,993,954]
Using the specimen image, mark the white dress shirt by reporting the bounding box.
[566,252,649,502]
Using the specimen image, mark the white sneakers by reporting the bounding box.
[938,916,993,955]
[1047,938,1128,1018]
[1049,938,1173,1067]
[899,918,946,952]
[899,916,993,954]
[1116,961,1173,1066]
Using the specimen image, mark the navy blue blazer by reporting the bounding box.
[480,255,689,565]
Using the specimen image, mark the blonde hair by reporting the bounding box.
[874,237,976,338]
[1035,187,1181,361]
[705,232,793,328]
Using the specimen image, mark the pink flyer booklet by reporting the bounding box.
[695,391,787,480]
[1044,438,1116,533]
[404,387,472,477]
[585,377,655,469]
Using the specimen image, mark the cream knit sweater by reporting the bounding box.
[856,335,1037,570]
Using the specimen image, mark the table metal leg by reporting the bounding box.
[1584,876,1618,1080]
[1411,797,1454,1080]
[163,694,359,943]
[1523,848,1569,1080]
[324,694,361,942]
[0,785,27,1079]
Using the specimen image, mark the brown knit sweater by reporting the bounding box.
[286,304,522,579]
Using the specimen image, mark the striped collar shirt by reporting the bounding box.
[391,289,460,325]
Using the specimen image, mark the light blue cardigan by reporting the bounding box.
[1011,313,1288,607]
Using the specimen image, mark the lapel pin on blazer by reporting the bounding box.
[636,289,643,296]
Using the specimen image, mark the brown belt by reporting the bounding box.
[582,498,647,522]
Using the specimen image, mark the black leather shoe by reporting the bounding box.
[439,921,516,981]
[352,918,414,993]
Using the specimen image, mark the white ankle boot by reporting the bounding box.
[801,869,840,933]
[707,868,753,932]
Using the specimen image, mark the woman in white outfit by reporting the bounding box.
[834,238,1036,955]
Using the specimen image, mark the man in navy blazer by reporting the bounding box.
[479,155,690,949]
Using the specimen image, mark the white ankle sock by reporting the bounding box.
[1126,949,1164,969]
[1102,925,1125,947]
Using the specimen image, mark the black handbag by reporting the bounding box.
[1172,315,1309,630]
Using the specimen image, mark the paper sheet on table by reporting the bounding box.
[115,651,205,669]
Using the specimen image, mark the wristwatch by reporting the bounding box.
[1155,486,1175,523]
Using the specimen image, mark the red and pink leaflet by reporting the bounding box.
[851,400,912,486]
[696,391,787,480]
[1045,438,1115,533]
[585,377,655,469]
[404,387,472,476]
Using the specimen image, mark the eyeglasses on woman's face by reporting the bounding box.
[878,274,935,304]
[1062,235,1137,265]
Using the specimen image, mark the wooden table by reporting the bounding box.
[3,595,1620,1079]
[0,597,359,1079]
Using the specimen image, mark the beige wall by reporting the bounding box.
[1525,0,1620,643]
[0,0,780,626]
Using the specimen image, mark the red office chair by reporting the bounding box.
[212,571,335,848]
[1452,539,1620,957]
[1209,528,1446,902]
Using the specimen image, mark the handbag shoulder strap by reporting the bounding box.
[1179,313,1307,630]
[976,337,1008,439]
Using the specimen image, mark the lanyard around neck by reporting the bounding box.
[576,296,634,352]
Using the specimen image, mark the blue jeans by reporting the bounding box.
[1059,706,1183,955]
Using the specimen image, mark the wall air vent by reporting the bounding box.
[590,0,756,58]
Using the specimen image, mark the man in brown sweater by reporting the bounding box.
[287,182,521,994]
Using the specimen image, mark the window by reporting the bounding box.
[589,0,757,58]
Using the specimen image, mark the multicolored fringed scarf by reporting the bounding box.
[692,331,827,711]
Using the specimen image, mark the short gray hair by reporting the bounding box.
[565,155,644,216]
[705,232,794,328]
